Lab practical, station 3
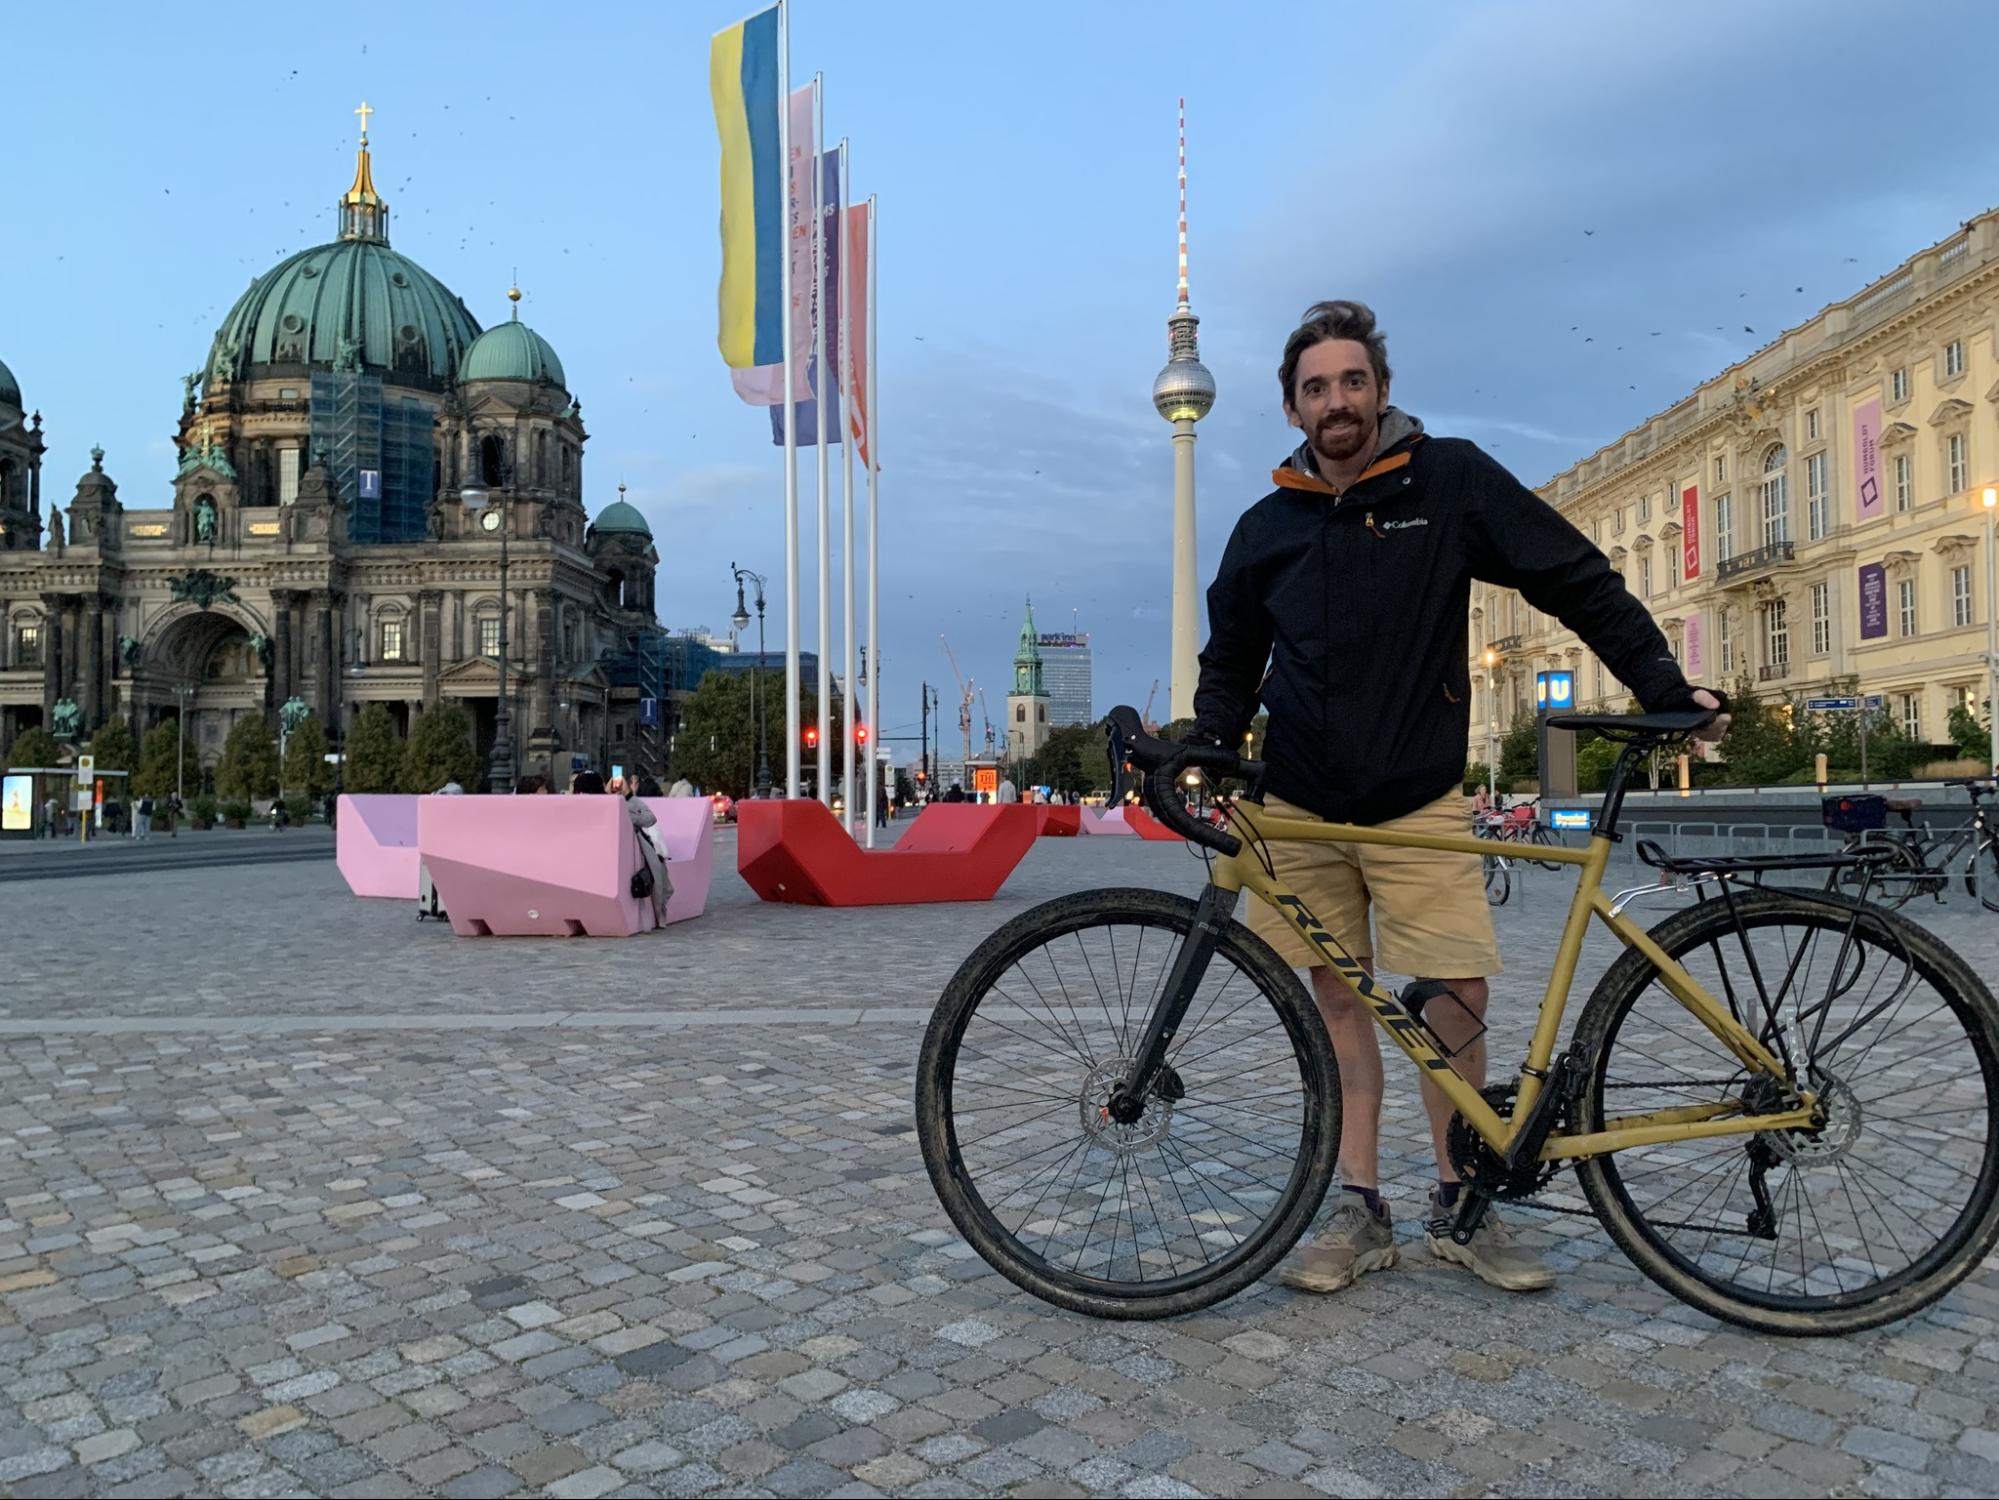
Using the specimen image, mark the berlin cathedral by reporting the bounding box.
[0,108,666,780]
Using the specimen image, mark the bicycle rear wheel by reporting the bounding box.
[1835,836,1923,909]
[1484,854,1510,906]
[917,887,1339,1319]
[1575,887,1999,1335]
[1964,835,1999,914]
[1525,824,1565,872]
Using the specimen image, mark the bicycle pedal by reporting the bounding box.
[1449,1191,1493,1246]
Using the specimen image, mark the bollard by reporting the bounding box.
[1676,754,1690,797]
[1815,752,1827,790]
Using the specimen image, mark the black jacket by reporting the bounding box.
[1192,410,1690,826]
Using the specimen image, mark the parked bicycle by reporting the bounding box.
[1482,848,1513,906]
[1475,797,1566,871]
[918,705,1999,1335]
[1828,778,1999,912]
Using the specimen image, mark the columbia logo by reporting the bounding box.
[1381,518,1430,530]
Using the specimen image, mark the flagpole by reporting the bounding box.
[865,192,880,847]
[778,2,800,799]
[838,139,858,839]
[812,75,833,808]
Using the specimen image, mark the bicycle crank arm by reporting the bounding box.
[1106,885,1238,1124]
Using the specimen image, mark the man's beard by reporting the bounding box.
[1312,412,1374,465]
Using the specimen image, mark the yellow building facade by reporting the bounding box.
[1471,210,1999,760]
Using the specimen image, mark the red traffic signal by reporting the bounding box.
[855,724,869,745]
[803,726,820,749]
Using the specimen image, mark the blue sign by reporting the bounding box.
[1805,696,1858,711]
[1865,694,1885,710]
[1535,670,1575,710]
[359,469,381,500]
[639,698,660,728]
[1550,808,1592,831]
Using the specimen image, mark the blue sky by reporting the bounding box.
[9,0,1999,746]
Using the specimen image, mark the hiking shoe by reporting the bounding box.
[1424,1188,1554,1292]
[1277,1196,1397,1293]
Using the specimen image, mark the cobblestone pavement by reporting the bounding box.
[5,834,1999,1498]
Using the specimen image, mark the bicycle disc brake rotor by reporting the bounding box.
[1760,1069,1863,1166]
[1080,1057,1178,1153]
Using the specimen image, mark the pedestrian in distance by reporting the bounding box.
[133,794,153,841]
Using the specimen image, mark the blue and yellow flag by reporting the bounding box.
[710,5,784,369]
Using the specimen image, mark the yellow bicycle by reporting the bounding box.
[917,706,1999,1334]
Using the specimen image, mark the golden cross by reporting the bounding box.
[354,100,374,145]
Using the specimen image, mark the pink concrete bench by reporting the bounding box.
[1079,805,1136,836]
[336,794,420,897]
[417,796,660,937]
[639,798,718,925]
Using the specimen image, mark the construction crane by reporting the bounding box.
[1143,677,1161,733]
[978,687,997,756]
[939,634,974,771]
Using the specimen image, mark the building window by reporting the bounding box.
[1715,493,1734,561]
[1895,454,1913,513]
[1640,555,1652,598]
[1764,600,1789,670]
[1946,339,1966,378]
[1806,451,1829,540]
[1637,494,1651,525]
[1954,564,1974,627]
[1898,578,1918,637]
[1719,610,1735,674]
[278,447,301,506]
[13,623,40,667]
[1947,432,1968,494]
[1900,691,1923,740]
[1613,508,1626,535]
[1015,704,1025,723]
[1668,542,1681,588]
[1760,445,1789,547]
[1806,408,1821,441]
[1595,658,1605,699]
[478,617,501,658]
[379,620,404,662]
[1590,518,1601,544]
[1810,582,1830,655]
[1714,453,1727,485]
[1891,366,1910,403]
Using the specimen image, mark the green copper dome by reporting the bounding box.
[0,355,20,409]
[207,239,482,388]
[593,499,651,537]
[461,318,566,388]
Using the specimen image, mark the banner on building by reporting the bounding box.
[1854,397,1883,523]
[1681,485,1700,581]
[1859,561,1888,639]
[1683,611,1704,678]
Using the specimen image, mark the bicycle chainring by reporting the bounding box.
[1446,1084,1562,1201]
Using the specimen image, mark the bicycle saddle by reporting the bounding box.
[1886,798,1922,812]
[1544,708,1716,742]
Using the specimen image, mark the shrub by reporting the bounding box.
[1463,761,1491,795]
[215,716,280,801]
[190,793,219,828]
[220,799,253,825]
[284,794,317,824]
[3,726,61,774]
[344,703,404,793]
[1916,757,1988,782]
[87,717,136,773]
[133,717,183,799]
[400,703,480,794]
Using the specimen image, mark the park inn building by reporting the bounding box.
[1471,206,1999,758]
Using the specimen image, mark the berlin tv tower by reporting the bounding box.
[1151,98,1215,723]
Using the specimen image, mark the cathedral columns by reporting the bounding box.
[419,589,442,708]
[40,592,64,725]
[530,588,555,758]
[83,600,104,732]
[313,590,337,727]
[272,590,296,709]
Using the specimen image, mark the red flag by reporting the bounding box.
[842,202,870,468]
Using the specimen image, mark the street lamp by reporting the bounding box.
[173,680,195,804]
[731,563,771,798]
[1482,646,1500,797]
[1983,487,1998,777]
[461,465,514,794]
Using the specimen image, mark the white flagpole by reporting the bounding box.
[865,192,880,847]
[812,75,832,807]
[838,138,857,839]
[778,2,800,799]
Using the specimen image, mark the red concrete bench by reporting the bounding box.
[1037,805,1081,836]
[738,798,1037,906]
[897,803,1039,851]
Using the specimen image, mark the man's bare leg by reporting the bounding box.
[1310,966,1489,1185]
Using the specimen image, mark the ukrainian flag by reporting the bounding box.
[711,5,784,369]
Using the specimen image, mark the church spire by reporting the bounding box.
[338,101,390,244]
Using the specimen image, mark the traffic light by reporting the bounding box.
[803,726,819,750]
[855,724,869,745]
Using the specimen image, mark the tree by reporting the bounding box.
[1025,723,1098,799]
[87,717,136,773]
[1949,702,1993,764]
[281,714,334,797]
[345,704,404,793]
[670,673,841,798]
[214,715,280,801]
[4,726,62,775]
[1715,678,1804,787]
[401,703,480,793]
[1498,717,1538,789]
[133,717,183,799]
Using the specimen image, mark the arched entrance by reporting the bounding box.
[138,607,269,772]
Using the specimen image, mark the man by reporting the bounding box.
[1191,300,1725,1297]
[133,794,153,841]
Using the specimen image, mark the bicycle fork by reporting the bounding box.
[1105,886,1239,1125]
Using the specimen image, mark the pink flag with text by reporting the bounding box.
[843,203,870,469]
[729,85,816,406]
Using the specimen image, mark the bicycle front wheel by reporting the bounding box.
[916,887,1340,1319]
[1484,854,1510,906]
[1964,835,1999,914]
[1575,887,1999,1336]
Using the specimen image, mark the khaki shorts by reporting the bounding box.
[1243,790,1502,979]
